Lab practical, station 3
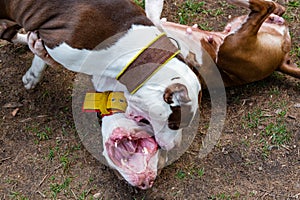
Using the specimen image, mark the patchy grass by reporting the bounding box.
[133,0,145,9]
[0,0,299,199]
[50,177,72,199]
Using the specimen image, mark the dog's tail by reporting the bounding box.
[278,55,300,78]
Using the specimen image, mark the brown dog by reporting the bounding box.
[147,0,299,87]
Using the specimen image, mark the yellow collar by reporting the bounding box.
[82,91,127,117]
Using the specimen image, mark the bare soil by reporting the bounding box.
[0,0,299,199]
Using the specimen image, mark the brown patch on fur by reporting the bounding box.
[1,0,153,49]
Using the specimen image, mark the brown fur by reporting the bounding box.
[162,0,299,87]
[0,0,153,49]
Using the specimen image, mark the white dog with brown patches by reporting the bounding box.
[0,0,201,189]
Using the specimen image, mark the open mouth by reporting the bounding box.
[105,125,158,173]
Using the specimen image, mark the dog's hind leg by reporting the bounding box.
[11,33,28,45]
[226,0,283,36]
[22,55,47,89]
[278,55,300,78]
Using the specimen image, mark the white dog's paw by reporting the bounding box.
[22,70,42,89]
[22,55,47,90]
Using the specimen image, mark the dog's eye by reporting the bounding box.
[171,77,180,81]
[111,98,115,102]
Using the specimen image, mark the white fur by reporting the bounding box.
[22,55,47,89]
[145,0,204,64]
[145,0,164,29]
[11,33,28,44]
[46,25,162,76]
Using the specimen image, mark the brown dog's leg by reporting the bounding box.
[228,0,279,36]
[278,55,300,78]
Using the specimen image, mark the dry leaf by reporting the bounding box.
[11,108,19,117]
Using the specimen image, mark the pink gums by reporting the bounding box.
[105,127,158,189]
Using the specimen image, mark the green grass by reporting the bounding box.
[175,167,205,180]
[133,0,145,9]
[288,0,300,7]
[175,170,186,179]
[243,109,264,129]
[50,177,72,199]
[243,102,292,158]
[27,125,52,142]
[264,122,291,145]
[283,0,300,22]
[209,191,242,200]
[260,110,291,158]
[178,1,205,25]
[197,168,205,178]
[9,192,29,200]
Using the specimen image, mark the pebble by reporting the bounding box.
[294,103,300,108]
[93,193,102,199]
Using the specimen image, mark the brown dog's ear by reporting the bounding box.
[163,83,191,104]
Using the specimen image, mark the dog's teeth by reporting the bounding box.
[192,24,198,28]
[121,158,128,166]
[143,147,149,155]
[115,142,118,148]
[128,136,132,140]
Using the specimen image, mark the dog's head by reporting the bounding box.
[94,57,200,189]
[123,58,201,150]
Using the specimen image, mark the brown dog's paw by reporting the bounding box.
[273,2,285,16]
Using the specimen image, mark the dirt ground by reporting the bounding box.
[0,0,299,199]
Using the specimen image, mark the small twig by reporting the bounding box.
[36,191,46,198]
[36,164,63,190]
[293,193,300,198]
[0,157,11,162]
[281,144,291,151]
[38,174,49,187]
[71,189,77,200]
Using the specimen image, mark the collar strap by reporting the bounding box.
[116,33,181,94]
[82,92,127,117]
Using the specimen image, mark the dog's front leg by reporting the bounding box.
[22,55,47,89]
[22,31,61,89]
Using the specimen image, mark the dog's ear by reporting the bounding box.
[163,83,191,105]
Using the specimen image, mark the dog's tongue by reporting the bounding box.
[105,127,158,173]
